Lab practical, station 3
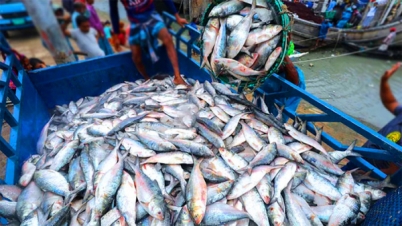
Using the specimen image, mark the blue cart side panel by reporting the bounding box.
[1,12,400,189]
[10,72,50,183]
[29,47,211,109]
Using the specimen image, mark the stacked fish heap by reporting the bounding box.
[0,78,395,226]
[202,0,284,86]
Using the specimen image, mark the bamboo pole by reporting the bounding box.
[379,0,396,25]
[22,0,76,64]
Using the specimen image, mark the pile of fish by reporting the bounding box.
[202,0,283,84]
[0,77,395,226]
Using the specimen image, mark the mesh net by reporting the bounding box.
[199,0,290,91]
[363,186,402,226]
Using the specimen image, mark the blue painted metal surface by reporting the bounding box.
[0,12,401,196]
[0,2,34,31]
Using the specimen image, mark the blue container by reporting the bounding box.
[0,12,401,224]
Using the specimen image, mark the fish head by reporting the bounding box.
[209,18,220,29]
[149,198,165,220]
[371,189,386,200]
[190,204,206,224]
[213,60,226,75]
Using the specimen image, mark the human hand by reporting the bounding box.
[175,14,188,27]
[382,62,401,81]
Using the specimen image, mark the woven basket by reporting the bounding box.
[201,0,291,91]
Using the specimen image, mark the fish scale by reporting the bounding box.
[8,77,390,225]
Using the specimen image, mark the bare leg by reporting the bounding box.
[130,45,150,80]
[157,28,186,85]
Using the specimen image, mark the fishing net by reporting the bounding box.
[200,0,291,93]
[363,186,402,226]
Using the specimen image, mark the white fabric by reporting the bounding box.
[70,28,105,59]
[367,7,377,17]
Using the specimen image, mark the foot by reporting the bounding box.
[173,75,187,86]
[143,75,151,81]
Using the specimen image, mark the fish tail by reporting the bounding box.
[344,140,361,157]
[381,176,397,189]
[83,188,94,202]
[200,57,211,69]
[348,152,362,158]
[251,0,257,11]
[65,183,87,205]
[345,140,357,153]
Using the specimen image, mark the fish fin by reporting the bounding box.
[246,166,253,175]
[167,205,182,211]
[192,155,204,166]
[240,47,252,56]
[155,163,162,171]
[163,191,175,202]
[301,121,307,135]
[348,168,360,174]
[180,180,187,197]
[83,188,94,202]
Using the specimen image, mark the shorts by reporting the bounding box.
[128,11,166,47]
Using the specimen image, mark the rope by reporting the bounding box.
[279,4,295,32]
[332,31,342,51]
[293,39,402,64]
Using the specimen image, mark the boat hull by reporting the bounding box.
[291,17,402,48]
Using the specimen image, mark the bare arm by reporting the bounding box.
[61,18,71,37]
[283,56,300,86]
[380,62,401,114]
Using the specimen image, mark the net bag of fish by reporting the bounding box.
[201,0,290,91]
[3,78,396,225]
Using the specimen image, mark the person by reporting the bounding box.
[327,0,337,12]
[62,0,75,14]
[362,1,378,28]
[103,21,113,40]
[349,5,362,27]
[103,21,114,49]
[345,63,402,175]
[118,21,127,47]
[109,0,188,85]
[336,6,353,28]
[316,19,333,47]
[86,0,114,55]
[63,15,105,59]
[379,27,397,51]
[29,58,47,70]
[72,1,87,29]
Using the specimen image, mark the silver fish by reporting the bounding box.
[201,18,220,69]
[208,0,245,18]
[227,0,257,58]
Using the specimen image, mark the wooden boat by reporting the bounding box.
[292,16,402,48]
[343,41,402,59]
